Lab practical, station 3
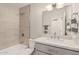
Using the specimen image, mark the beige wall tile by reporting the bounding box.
[0,5,19,50]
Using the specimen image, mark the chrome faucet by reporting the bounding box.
[50,32,56,39]
[54,32,56,39]
[50,35,53,39]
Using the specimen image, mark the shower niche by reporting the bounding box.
[65,12,79,39]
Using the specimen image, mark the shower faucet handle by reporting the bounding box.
[22,33,24,37]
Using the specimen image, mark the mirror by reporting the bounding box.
[42,4,79,39]
[65,5,79,39]
[42,7,65,37]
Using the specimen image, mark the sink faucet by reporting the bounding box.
[50,32,56,39]
[54,32,56,39]
[50,35,53,39]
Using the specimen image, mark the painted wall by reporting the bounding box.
[0,5,19,50]
[30,3,50,38]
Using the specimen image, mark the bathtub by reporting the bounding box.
[0,39,35,55]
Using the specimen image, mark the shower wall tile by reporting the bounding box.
[0,5,19,50]
[19,5,30,45]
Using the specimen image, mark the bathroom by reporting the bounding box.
[0,3,79,55]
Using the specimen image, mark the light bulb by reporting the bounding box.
[56,3,64,8]
[46,4,53,11]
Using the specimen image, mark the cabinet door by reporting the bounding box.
[35,43,59,54]
[35,43,79,55]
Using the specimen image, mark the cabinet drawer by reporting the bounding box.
[35,43,79,55]
[34,50,48,55]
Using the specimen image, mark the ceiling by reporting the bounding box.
[0,3,71,9]
[0,3,30,8]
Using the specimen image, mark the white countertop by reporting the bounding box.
[31,37,79,51]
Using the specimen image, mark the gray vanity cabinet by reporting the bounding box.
[33,43,79,55]
[33,50,48,55]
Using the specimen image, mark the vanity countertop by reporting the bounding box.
[31,37,79,52]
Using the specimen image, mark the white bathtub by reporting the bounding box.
[0,39,35,55]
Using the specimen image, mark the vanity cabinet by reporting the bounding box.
[33,43,79,55]
[33,50,48,55]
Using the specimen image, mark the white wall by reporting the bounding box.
[30,3,51,38]
[30,3,79,39]
[0,5,19,49]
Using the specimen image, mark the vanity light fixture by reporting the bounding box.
[46,3,64,11]
[56,3,64,8]
[46,4,53,11]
